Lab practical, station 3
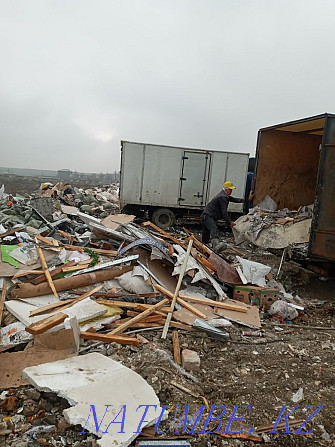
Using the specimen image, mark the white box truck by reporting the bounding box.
[119,141,249,228]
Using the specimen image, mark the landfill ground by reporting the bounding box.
[1,277,334,447]
[0,180,334,447]
[2,236,335,447]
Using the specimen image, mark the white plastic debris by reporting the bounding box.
[236,256,271,287]
[269,300,299,320]
[292,387,304,403]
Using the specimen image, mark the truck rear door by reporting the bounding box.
[179,151,211,207]
[309,115,335,260]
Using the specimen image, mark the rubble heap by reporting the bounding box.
[0,185,334,446]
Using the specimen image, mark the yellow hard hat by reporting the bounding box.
[223,181,236,189]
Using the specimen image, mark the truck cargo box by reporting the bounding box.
[254,113,335,261]
[120,141,249,228]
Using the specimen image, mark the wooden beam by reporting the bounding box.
[162,239,193,339]
[142,221,187,249]
[80,332,140,346]
[48,285,103,314]
[107,320,192,331]
[179,293,247,313]
[176,297,207,319]
[154,284,207,320]
[97,299,170,313]
[193,255,215,273]
[30,299,75,317]
[63,245,117,257]
[107,298,170,336]
[109,321,164,329]
[25,312,67,335]
[0,283,7,326]
[35,234,59,246]
[61,264,91,273]
[13,270,44,279]
[0,227,24,239]
[172,330,181,365]
[31,260,76,285]
[183,230,212,256]
[126,311,164,323]
[57,229,78,243]
[35,239,59,299]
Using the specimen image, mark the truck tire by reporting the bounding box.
[151,208,176,229]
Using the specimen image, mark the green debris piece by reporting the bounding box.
[1,245,20,268]
[84,248,99,267]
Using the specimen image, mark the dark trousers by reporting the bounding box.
[201,213,218,244]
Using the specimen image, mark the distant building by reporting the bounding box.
[58,169,72,180]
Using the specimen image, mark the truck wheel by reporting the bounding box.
[151,208,176,229]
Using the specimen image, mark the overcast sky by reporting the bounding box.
[1,0,335,173]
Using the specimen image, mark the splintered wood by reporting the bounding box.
[172,330,181,365]
[26,312,67,335]
[0,283,7,325]
[35,239,59,299]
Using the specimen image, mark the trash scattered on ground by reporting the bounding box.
[0,179,334,446]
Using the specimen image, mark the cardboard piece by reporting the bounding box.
[233,285,280,310]
[173,303,217,326]
[214,299,261,329]
[0,319,79,388]
[101,214,135,230]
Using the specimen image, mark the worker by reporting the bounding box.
[201,181,245,251]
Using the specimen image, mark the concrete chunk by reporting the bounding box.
[181,349,200,372]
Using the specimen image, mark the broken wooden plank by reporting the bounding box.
[80,332,140,346]
[154,284,207,320]
[25,312,67,335]
[97,299,170,313]
[255,419,305,434]
[48,285,103,314]
[31,260,76,285]
[30,299,75,317]
[57,229,78,243]
[126,311,164,323]
[179,293,247,313]
[0,283,7,325]
[109,320,163,329]
[184,230,212,256]
[35,234,59,246]
[142,221,187,249]
[13,270,44,279]
[35,240,59,299]
[172,330,181,365]
[61,264,91,273]
[62,245,118,257]
[162,239,193,339]
[0,227,24,239]
[108,298,170,336]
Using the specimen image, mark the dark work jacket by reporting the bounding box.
[202,190,244,224]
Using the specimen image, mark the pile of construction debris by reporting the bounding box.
[0,185,334,446]
[0,182,119,229]
[233,194,313,251]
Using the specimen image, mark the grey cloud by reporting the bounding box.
[1,0,335,172]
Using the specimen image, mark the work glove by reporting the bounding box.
[230,222,236,227]
[248,191,254,202]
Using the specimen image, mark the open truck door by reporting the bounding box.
[309,115,335,260]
